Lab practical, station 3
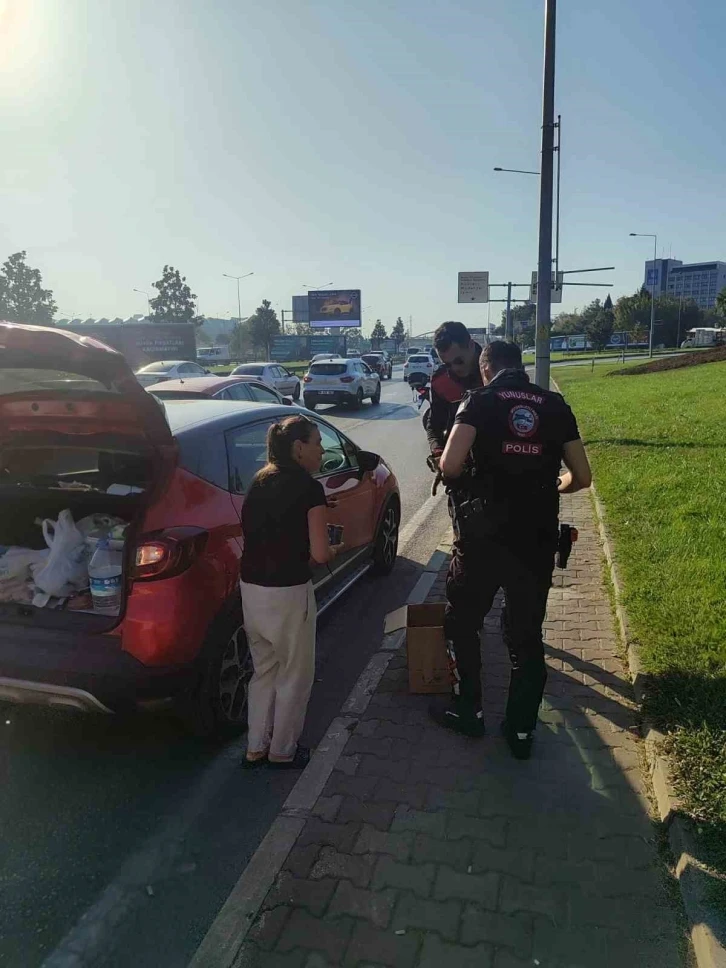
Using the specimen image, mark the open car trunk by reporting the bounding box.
[0,322,175,631]
[0,443,155,631]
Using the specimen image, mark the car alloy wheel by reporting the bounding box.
[351,388,364,410]
[371,383,381,405]
[372,503,399,575]
[218,624,254,724]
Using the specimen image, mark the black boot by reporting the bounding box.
[500,720,534,760]
[429,697,485,738]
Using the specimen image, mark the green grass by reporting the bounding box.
[556,360,726,903]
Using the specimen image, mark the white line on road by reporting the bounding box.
[398,487,447,556]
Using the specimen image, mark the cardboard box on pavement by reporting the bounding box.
[385,603,450,694]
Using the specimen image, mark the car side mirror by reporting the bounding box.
[357,450,381,474]
[282,396,293,406]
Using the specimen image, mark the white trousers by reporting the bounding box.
[240,580,316,760]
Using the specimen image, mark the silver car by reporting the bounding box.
[230,362,301,400]
[302,357,381,411]
[134,360,209,387]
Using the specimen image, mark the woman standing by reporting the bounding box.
[240,415,342,769]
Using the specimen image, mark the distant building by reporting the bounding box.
[644,258,726,309]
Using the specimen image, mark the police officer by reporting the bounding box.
[425,321,484,462]
[430,340,592,759]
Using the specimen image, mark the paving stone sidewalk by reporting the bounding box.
[237,491,691,968]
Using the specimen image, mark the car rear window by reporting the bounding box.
[409,356,430,364]
[234,365,265,375]
[0,368,115,394]
[361,356,381,364]
[309,363,348,375]
[137,362,174,374]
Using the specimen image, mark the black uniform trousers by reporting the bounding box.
[444,526,557,734]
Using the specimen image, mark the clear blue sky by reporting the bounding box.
[1,0,724,335]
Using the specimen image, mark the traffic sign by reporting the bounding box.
[458,271,490,304]
[530,270,563,303]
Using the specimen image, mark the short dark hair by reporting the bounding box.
[433,321,471,353]
[481,340,523,372]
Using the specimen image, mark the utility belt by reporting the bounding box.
[448,475,559,542]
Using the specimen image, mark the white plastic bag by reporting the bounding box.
[0,547,49,584]
[32,510,89,598]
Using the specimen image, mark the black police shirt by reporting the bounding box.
[240,464,327,587]
[454,370,580,523]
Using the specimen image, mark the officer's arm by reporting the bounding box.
[425,385,448,456]
[558,439,592,493]
[440,423,476,479]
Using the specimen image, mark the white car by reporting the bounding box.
[135,360,209,387]
[230,362,302,401]
[302,357,381,410]
[403,354,435,383]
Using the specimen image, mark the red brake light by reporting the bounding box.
[340,376,354,383]
[303,375,312,383]
[133,527,208,581]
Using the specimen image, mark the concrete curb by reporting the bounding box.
[188,540,452,968]
[590,482,726,968]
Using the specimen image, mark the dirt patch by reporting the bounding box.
[608,346,726,376]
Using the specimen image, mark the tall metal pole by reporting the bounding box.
[554,115,561,276]
[505,282,513,340]
[236,279,242,332]
[534,0,557,389]
[648,235,658,356]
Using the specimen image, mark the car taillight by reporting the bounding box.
[340,376,354,383]
[303,375,313,383]
[133,527,208,581]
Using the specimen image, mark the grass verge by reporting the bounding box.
[556,360,726,903]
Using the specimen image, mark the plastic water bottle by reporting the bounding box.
[88,539,123,615]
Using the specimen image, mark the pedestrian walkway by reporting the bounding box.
[236,491,690,967]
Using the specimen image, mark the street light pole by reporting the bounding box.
[629,233,657,357]
[133,289,151,315]
[535,0,557,390]
[505,282,513,341]
[223,272,254,328]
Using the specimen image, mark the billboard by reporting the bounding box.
[270,334,347,362]
[59,322,197,369]
[308,289,361,329]
[292,295,309,324]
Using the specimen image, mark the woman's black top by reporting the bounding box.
[240,464,327,587]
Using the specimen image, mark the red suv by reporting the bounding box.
[0,324,401,735]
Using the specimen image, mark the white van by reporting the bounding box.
[197,346,231,365]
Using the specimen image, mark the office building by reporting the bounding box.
[644,258,726,310]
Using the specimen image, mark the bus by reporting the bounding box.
[197,345,231,365]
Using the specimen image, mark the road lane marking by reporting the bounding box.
[398,488,447,556]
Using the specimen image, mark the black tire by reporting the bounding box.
[176,606,253,738]
[371,501,399,576]
[293,383,301,401]
[303,396,317,411]
[350,388,364,410]
[371,383,381,405]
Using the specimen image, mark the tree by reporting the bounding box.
[715,286,726,318]
[0,251,57,324]
[551,311,583,335]
[391,317,406,347]
[247,299,281,357]
[581,297,614,351]
[229,319,252,360]
[501,303,536,347]
[614,287,651,338]
[371,319,387,340]
[149,265,203,326]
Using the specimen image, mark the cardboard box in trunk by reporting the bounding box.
[385,602,450,694]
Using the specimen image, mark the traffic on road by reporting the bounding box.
[0,330,449,967]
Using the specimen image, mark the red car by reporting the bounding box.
[145,375,295,406]
[0,323,401,735]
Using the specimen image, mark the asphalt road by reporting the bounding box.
[0,369,450,968]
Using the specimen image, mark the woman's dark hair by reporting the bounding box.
[433,321,471,353]
[256,414,317,481]
[481,340,523,372]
